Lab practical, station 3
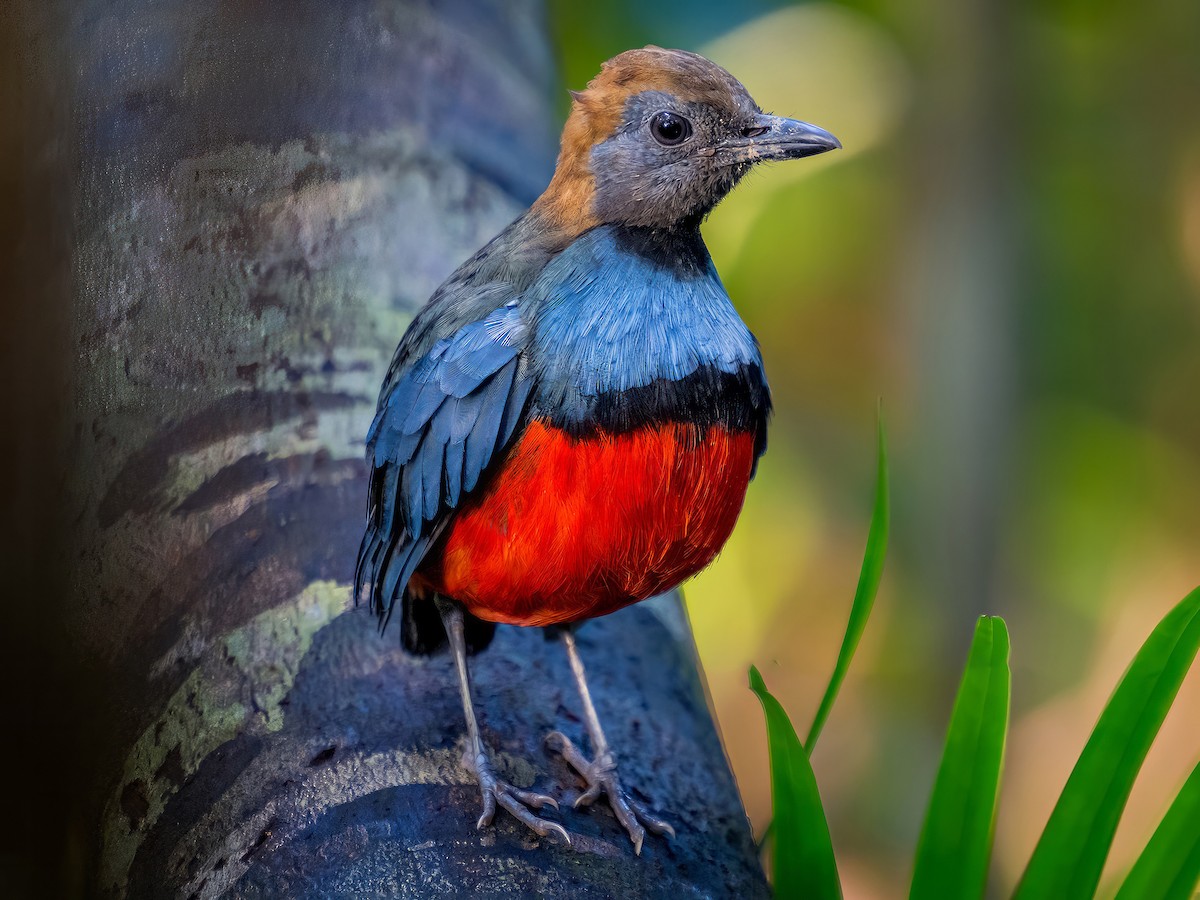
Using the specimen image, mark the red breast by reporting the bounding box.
[412,420,757,626]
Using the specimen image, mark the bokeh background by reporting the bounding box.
[548,1,1200,896]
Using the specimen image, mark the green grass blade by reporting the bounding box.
[805,413,890,751]
[1113,759,1200,900]
[1014,586,1200,900]
[910,616,1011,900]
[758,818,775,855]
[749,665,842,900]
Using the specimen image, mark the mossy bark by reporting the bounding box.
[38,1,771,896]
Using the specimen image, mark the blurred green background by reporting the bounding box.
[548,1,1200,895]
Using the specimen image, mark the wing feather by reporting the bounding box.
[356,301,533,628]
[444,418,469,507]
[462,358,516,494]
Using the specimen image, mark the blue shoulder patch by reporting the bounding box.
[356,301,533,627]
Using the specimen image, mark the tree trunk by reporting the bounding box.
[8,1,770,896]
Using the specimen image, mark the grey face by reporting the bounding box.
[589,90,841,230]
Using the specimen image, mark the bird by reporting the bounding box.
[356,46,839,853]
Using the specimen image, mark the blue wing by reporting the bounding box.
[355,300,534,633]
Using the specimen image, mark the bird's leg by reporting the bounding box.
[546,628,675,854]
[435,597,569,845]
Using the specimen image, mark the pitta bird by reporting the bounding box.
[356,47,839,851]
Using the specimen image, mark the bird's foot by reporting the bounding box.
[545,731,675,854]
[462,748,570,845]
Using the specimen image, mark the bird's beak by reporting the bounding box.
[738,114,842,161]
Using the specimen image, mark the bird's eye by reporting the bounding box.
[650,111,693,147]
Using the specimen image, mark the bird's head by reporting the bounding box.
[533,47,840,234]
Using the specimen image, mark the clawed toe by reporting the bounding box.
[465,750,570,845]
[545,731,674,853]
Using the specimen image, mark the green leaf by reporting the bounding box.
[805,412,890,751]
[749,665,842,900]
[1114,759,1200,900]
[910,616,1011,900]
[758,817,775,857]
[1014,586,1200,900]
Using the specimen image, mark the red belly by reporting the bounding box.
[412,420,756,626]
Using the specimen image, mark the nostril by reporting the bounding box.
[742,125,769,138]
